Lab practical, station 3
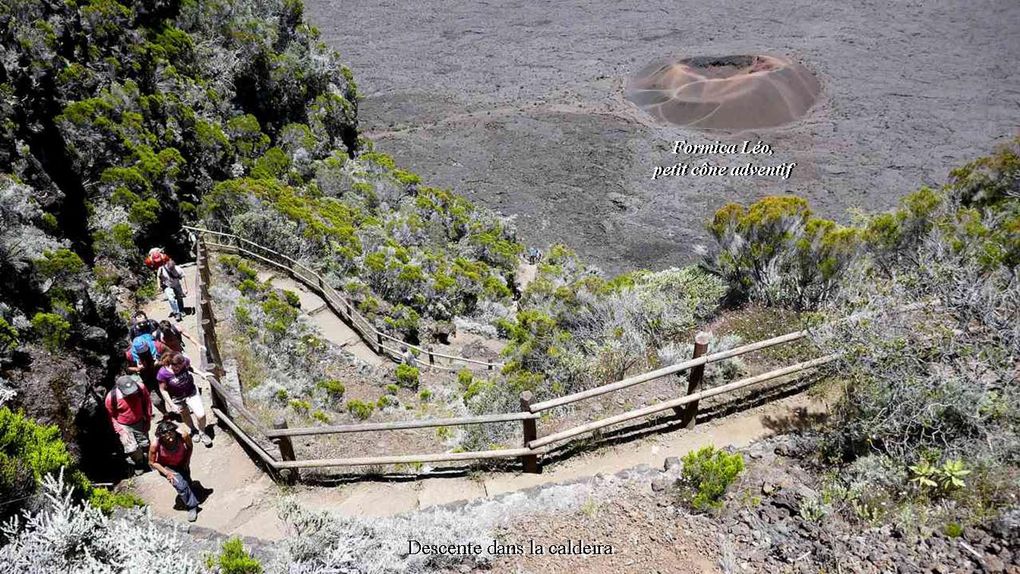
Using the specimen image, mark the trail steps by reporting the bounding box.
[128,260,829,540]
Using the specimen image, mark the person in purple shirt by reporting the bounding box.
[157,352,212,447]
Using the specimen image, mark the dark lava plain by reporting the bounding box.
[306,0,1020,274]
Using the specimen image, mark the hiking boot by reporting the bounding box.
[200,432,213,448]
[187,507,198,522]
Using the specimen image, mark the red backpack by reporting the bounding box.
[144,248,168,270]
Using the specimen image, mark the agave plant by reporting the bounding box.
[908,460,938,489]
[938,459,971,491]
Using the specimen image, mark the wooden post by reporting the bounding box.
[376,332,383,353]
[519,391,541,474]
[273,417,298,484]
[428,346,435,366]
[679,332,711,428]
[208,374,227,414]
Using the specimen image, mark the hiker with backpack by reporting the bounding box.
[158,257,188,322]
[125,335,167,415]
[149,419,201,522]
[157,319,197,356]
[157,352,212,447]
[104,375,153,475]
[129,310,161,340]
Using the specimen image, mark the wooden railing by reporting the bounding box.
[183,226,501,372]
[187,227,838,482]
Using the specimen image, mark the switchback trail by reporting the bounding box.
[127,260,830,540]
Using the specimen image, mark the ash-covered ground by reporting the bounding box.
[306,0,1020,274]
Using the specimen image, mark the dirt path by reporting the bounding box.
[255,269,385,367]
[127,261,831,542]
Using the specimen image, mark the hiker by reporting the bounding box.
[157,352,212,447]
[149,419,201,522]
[526,247,543,265]
[157,319,197,356]
[125,336,167,415]
[400,344,417,368]
[144,247,168,271]
[104,375,152,475]
[128,310,161,340]
[158,257,188,322]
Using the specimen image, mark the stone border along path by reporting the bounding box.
[126,260,831,540]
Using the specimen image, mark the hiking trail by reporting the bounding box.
[127,264,829,539]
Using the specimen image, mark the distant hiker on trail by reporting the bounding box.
[157,319,197,356]
[125,336,167,414]
[158,257,188,322]
[129,310,161,340]
[526,247,543,265]
[149,419,201,522]
[400,344,418,368]
[157,352,212,447]
[104,375,152,475]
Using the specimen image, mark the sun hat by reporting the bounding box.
[115,375,140,396]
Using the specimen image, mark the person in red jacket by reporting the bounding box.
[104,375,153,475]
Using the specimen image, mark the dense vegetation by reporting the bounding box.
[705,138,1020,529]
[0,0,361,488]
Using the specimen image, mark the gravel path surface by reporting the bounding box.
[306,0,1020,273]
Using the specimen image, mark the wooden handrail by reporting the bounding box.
[180,226,856,477]
[528,330,808,412]
[529,354,838,449]
[198,371,270,435]
[211,407,280,468]
[273,447,534,469]
[264,411,540,438]
[186,226,503,371]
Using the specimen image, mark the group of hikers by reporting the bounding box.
[102,248,212,522]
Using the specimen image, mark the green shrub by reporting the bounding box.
[377,395,393,409]
[136,275,159,301]
[944,522,964,538]
[288,399,311,414]
[315,379,345,401]
[395,364,419,389]
[238,278,264,295]
[35,248,86,279]
[282,290,301,308]
[0,317,20,356]
[273,388,289,403]
[0,407,77,519]
[707,196,859,309]
[311,410,331,424]
[209,537,262,574]
[385,383,399,394]
[418,389,432,402]
[678,446,745,511]
[88,488,145,514]
[909,459,971,496]
[346,399,374,420]
[31,312,71,352]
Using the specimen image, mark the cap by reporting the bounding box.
[132,337,150,354]
[115,375,140,397]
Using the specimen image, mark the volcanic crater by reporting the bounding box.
[625,55,822,130]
